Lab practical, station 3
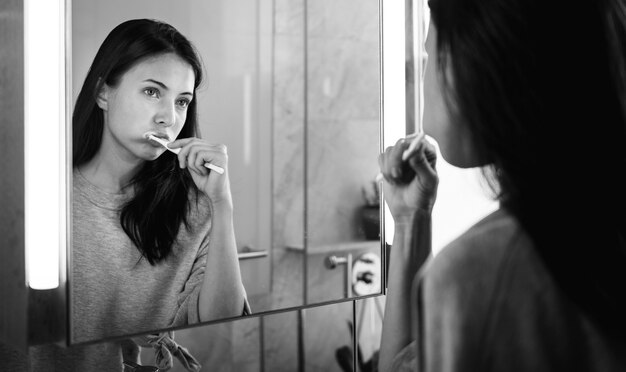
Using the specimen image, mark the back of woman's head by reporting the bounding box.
[73,18,204,165]
[430,0,626,335]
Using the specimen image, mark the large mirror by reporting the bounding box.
[69,0,383,345]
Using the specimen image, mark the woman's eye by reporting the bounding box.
[176,98,190,109]
[144,88,159,98]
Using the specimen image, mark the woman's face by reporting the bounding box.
[97,53,195,164]
[422,24,480,168]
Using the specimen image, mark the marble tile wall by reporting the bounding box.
[274,0,306,252]
[306,0,381,248]
[139,317,261,372]
[133,294,385,372]
[303,301,354,372]
[263,311,302,371]
[265,0,308,315]
[267,0,383,370]
[135,302,362,372]
[273,0,381,250]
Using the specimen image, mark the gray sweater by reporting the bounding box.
[390,209,626,371]
[16,169,214,371]
[71,169,210,343]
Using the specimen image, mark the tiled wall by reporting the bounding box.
[305,0,381,249]
[273,0,381,250]
[143,296,385,372]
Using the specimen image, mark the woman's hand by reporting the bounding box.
[378,135,439,222]
[168,137,233,207]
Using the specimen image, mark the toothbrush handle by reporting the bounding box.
[204,163,225,174]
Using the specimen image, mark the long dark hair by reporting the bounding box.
[430,0,626,335]
[73,19,204,265]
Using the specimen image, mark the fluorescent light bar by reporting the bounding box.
[382,0,406,245]
[24,0,66,290]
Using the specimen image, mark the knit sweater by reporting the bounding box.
[9,169,217,371]
[390,209,626,371]
[71,168,210,343]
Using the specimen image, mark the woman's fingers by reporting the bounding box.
[407,139,438,190]
[408,139,436,175]
[169,138,228,175]
[187,146,202,174]
[169,138,193,169]
[193,145,228,175]
[379,137,410,184]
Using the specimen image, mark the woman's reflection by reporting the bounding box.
[72,18,250,346]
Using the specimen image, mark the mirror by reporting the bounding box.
[70,0,382,345]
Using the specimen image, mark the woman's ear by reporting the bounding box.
[95,79,109,110]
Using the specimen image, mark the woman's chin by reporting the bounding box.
[140,148,164,162]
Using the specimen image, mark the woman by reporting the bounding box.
[27,18,248,371]
[378,0,626,371]
[72,16,248,340]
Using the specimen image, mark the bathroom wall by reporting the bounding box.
[0,0,27,350]
[306,0,381,248]
[139,299,381,372]
[140,316,262,372]
[305,0,383,306]
[268,0,307,313]
[269,0,383,309]
[269,0,382,369]
[275,0,381,250]
[273,0,306,252]
[304,301,358,372]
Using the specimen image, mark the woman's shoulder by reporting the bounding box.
[427,209,527,282]
[419,208,536,311]
[414,209,541,369]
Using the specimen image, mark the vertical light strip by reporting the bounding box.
[24,0,66,290]
[382,0,406,245]
[413,0,423,133]
[414,0,429,133]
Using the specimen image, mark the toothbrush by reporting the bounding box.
[401,131,425,161]
[375,131,425,182]
[148,134,225,175]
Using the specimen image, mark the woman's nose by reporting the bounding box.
[154,101,176,127]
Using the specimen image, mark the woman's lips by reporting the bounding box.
[145,132,170,141]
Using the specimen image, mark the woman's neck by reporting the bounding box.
[78,150,142,193]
